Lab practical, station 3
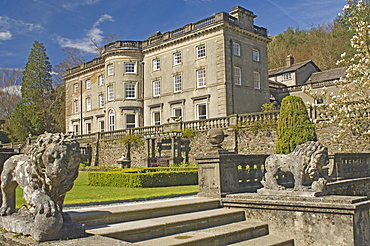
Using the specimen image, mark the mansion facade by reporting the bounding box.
[63,6,270,135]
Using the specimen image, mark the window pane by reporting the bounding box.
[173,107,182,117]
[234,67,241,85]
[86,97,91,111]
[99,94,105,108]
[174,75,182,92]
[197,45,206,58]
[153,111,160,125]
[108,85,114,101]
[198,104,207,120]
[254,71,261,89]
[197,69,206,87]
[233,43,240,56]
[125,83,136,99]
[109,110,115,131]
[153,80,160,97]
[253,49,260,61]
[125,62,135,73]
[107,64,114,76]
[126,114,136,128]
[174,52,182,65]
[153,58,160,71]
[99,75,104,85]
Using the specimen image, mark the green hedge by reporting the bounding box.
[88,169,198,188]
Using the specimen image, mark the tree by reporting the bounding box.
[304,0,370,141]
[9,41,56,141]
[276,96,317,154]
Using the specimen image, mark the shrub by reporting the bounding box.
[276,96,317,154]
[88,169,198,188]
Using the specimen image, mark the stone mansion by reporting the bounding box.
[63,6,270,135]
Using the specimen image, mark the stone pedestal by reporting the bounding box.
[222,194,370,246]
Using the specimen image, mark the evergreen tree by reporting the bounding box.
[276,96,317,154]
[9,41,55,141]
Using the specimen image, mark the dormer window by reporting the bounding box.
[283,73,291,80]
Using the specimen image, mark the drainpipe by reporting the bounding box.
[80,80,83,135]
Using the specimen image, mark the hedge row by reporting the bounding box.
[88,170,198,188]
[108,167,198,173]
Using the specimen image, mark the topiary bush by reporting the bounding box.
[276,96,317,154]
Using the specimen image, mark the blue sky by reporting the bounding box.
[1,0,347,70]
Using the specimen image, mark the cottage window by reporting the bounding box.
[283,73,291,80]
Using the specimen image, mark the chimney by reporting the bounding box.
[286,55,294,66]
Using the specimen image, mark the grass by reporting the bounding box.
[16,172,198,207]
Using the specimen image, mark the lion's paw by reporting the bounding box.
[0,206,14,216]
[36,200,60,217]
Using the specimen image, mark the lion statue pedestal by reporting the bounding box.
[0,133,85,241]
[258,141,330,197]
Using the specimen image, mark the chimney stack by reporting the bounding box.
[286,55,294,66]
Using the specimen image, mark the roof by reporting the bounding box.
[268,60,320,76]
[269,79,287,88]
[307,67,346,83]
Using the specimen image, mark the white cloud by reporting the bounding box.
[0,31,12,41]
[62,0,101,9]
[55,14,114,54]
[0,16,42,41]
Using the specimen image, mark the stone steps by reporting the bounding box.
[67,197,294,245]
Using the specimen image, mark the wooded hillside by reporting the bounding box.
[268,20,355,70]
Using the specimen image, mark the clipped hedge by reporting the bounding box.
[88,168,198,188]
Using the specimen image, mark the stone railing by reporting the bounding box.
[197,150,370,198]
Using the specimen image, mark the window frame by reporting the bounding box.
[107,85,114,101]
[152,111,161,125]
[173,106,182,118]
[86,97,91,111]
[234,66,242,85]
[173,51,182,65]
[73,83,78,93]
[124,83,136,99]
[107,64,114,76]
[124,62,136,74]
[85,79,91,89]
[74,100,79,113]
[108,109,115,131]
[99,75,105,86]
[196,44,206,59]
[99,94,105,108]
[254,71,261,89]
[196,69,206,88]
[85,122,91,134]
[283,72,292,80]
[153,80,160,97]
[233,42,241,56]
[174,74,182,93]
[253,49,260,62]
[197,103,207,120]
[125,114,136,129]
[99,119,105,132]
[153,58,160,71]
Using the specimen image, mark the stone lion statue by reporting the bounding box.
[0,133,80,218]
[261,141,328,191]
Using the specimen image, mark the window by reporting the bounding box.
[283,73,291,80]
[197,69,206,87]
[73,124,79,135]
[99,120,105,132]
[234,67,241,85]
[124,62,136,74]
[125,114,136,128]
[174,74,182,92]
[153,80,160,97]
[125,83,136,99]
[108,110,115,131]
[86,122,91,134]
[253,49,260,62]
[153,111,160,125]
[86,97,91,111]
[99,94,105,108]
[73,83,78,93]
[153,58,160,71]
[196,45,206,58]
[107,64,114,76]
[85,79,91,89]
[99,75,104,85]
[74,100,78,113]
[254,71,261,89]
[173,107,182,118]
[173,52,182,65]
[233,42,240,56]
[107,85,114,101]
[197,103,207,120]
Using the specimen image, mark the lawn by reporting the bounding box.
[16,172,199,207]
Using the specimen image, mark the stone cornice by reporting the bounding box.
[63,63,105,81]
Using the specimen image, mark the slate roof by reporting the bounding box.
[307,67,346,83]
[268,60,321,76]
